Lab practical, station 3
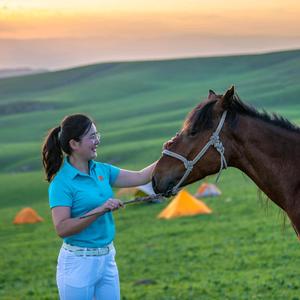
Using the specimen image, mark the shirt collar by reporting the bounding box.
[89,160,96,171]
[63,157,96,179]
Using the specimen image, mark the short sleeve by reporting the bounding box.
[103,163,120,185]
[48,178,73,209]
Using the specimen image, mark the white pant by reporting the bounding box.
[56,245,120,300]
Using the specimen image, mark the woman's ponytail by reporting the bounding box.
[41,114,93,182]
[42,126,63,182]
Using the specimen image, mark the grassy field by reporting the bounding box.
[0,49,300,299]
[1,170,300,300]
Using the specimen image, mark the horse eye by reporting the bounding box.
[189,129,197,137]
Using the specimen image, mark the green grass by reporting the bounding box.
[0,49,300,299]
[1,169,300,299]
[0,49,300,172]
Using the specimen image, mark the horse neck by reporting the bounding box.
[226,114,300,209]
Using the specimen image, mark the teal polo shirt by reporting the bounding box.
[48,158,120,248]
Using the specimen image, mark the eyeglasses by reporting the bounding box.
[87,132,101,142]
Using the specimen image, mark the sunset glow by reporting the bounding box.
[1,0,299,69]
[1,0,300,39]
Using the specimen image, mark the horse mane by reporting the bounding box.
[228,94,300,133]
[185,94,300,134]
[184,100,217,133]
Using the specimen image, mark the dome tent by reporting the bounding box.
[13,207,44,224]
[158,189,212,219]
[117,182,162,203]
[195,183,221,198]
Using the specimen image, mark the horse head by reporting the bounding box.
[152,86,236,196]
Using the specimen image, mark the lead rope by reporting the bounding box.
[79,194,164,219]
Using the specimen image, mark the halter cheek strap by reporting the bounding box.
[162,110,228,194]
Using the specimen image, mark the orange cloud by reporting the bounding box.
[1,8,300,40]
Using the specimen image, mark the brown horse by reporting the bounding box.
[152,86,300,237]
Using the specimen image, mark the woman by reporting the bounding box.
[42,114,157,300]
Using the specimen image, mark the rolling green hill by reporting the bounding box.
[0,49,300,173]
[1,49,300,299]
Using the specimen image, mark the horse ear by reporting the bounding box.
[221,85,235,109]
[208,89,216,100]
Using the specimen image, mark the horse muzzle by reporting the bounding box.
[152,175,178,197]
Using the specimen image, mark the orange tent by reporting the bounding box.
[195,183,221,198]
[158,189,212,219]
[13,207,44,224]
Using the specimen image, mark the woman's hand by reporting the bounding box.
[51,198,124,237]
[102,198,124,212]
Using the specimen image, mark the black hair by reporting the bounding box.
[42,114,93,182]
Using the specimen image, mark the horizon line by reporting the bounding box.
[2,47,299,73]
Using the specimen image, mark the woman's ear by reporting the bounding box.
[69,139,80,152]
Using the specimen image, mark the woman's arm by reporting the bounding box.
[52,199,123,238]
[113,161,157,188]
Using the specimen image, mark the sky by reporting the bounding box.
[0,0,300,69]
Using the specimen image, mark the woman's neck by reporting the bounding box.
[68,155,90,174]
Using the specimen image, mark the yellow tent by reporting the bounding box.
[117,182,162,203]
[158,189,212,219]
[13,207,44,224]
[116,187,141,197]
[116,182,155,198]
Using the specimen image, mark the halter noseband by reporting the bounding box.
[162,110,228,195]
